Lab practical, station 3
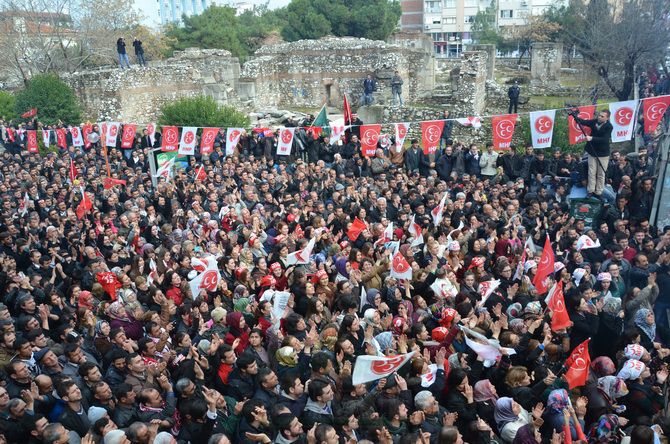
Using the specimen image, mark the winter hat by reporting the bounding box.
[617,359,646,381]
[88,406,107,423]
[573,268,586,286]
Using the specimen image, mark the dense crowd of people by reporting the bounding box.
[0,109,666,444]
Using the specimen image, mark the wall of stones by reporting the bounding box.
[61,48,240,122]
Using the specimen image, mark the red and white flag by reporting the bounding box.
[76,187,93,220]
[106,122,120,147]
[352,352,414,385]
[226,128,244,156]
[161,126,179,151]
[529,110,556,149]
[478,279,501,305]
[103,178,126,190]
[546,280,572,331]
[277,127,295,156]
[420,364,439,387]
[82,124,93,149]
[408,214,424,247]
[347,217,368,242]
[69,126,84,147]
[576,234,600,251]
[564,339,591,389]
[56,128,67,149]
[455,116,482,129]
[643,95,670,134]
[532,235,555,294]
[285,237,315,265]
[390,251,412,280]
[421,120,444,155]
[26,130,38,153]
[178,127,197,156]
[431,192,448,226]
[120,124,136,149]
[343,94,353,125]
[19,192,30,216]
[394,123,409,153]
[188,258,221,298]
[194,165,206,181]
[492,114,517,150]
[374,223,394,248]
[568,105,595,145]
[69,157,78,182]
[146,123,156,146]
[42,130,51,147]
[6,128,14,143]
[191,256,217,273]
[360,124,381,157]
[610,100,638,142]
[147,259,158,286]
[329,119,347,145]
[200,127,218,154]
[96,271,121,300]
[154,157,175,181]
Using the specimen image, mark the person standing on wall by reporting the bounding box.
[117,37,131,69]
[574,109,613,200]
[133,37,147,67]
[508,81,520,113]
[361,74,376,106]
[391,71,403,107]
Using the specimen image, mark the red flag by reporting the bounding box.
[564,339,591,389]
[7,128,15,142]
[96,272,121,301]
[491,114,517,150]
[103,178,127,189]
[343,94,353,125]
[69,157,78,182]
[56,128,67,149]
[347,217,368,241]
[546,280,572,331]
[360,124,381,157]
[121,124,137,149]
[161,126,179,151]
[567,105,595,145]
[82,124,93,149]
[76,188,93,219]
[26,130,38,153]
[420,120,444,155]
[643,96,670,134]
[21,108,37,118]
[200,127,218,155]
[532,236,555,294]
[390,251,412,280]
[195,165,206,181]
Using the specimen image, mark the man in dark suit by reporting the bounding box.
[575,109,613,199]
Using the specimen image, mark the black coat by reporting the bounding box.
[574,117,613,157]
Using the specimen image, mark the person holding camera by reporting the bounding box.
[573,109,613,199]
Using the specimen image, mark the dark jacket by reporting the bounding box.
[574,117,613,157]
[117,39,127,55]
[404,147,421,172]
[132,39,144,55]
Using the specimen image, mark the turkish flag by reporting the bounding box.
[26,130,38,153]
[374,222,394,248]
[343,94,353,125]
[200,127,218,154]
[121,124,137,149]
[76,188,93,220]
[352,352,414,385]
[564,339,591,389]
[360,124,381,157]
[82,124,93,149]
[546,280,572,331]
[285,237,316,265]
[390,251,412,280]
[69,157,78,182]
[194,165,206,181]
[21,108,37,118]
[347,217,368,241]
[6,128,15,142]
[103,178,127,189]
[532,236,555,294]
[478,279,501,305]
[408,214,424,247]
[56,128,67,149]
[96,272,121,301]
[643,96,670,134]
[420,120,444,155]
[161,126,179,151]
[491,114,517,150]
[568,105,595,145]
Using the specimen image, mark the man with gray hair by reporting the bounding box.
[42,423,81,444]
[413,390,455,443]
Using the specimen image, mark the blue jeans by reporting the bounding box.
[392,90,403,106]
[361,93,374,106]
[137,52,146,66]
[119,53,131,69]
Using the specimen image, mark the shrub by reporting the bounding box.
[158,95,249,128]
[0,92,16,121]
[14,74,81,124]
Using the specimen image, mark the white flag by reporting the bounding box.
[226,128,244,156]
[277,127,295,156]
[352,352,415,385]
[42,130,51,147]
[576,234,601,251]
[359,285,367,312]
[106,122,120,147]
[478,279,501,306]
[390,251,412,280]
[20,192,30,216]
[529,110,556,149]
[420,364,438,387]
[455,116,482,129]
[430,278,458,300]
[285,237,315,265]
[178,127,197,156]
[461,326,515,367]
[154,157,175,181]
[69,126,84,147]
[431,192,448,226]
[191,256,217,273]
[610,100,638,142]
[147,259,157,286]
[188,258,221,299]
[394,123,409,153]
[330,119,347,145]
[374,223,394,248]
[408,214,424,247]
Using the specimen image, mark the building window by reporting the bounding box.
[464,0,477,6]
[443,0,455,7]
[425,1,441,13]
[443,16,456,24]
[500,9,513,18]
[464,15,475,23]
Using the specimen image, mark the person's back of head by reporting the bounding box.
[438,426,461,444]
[630,425,655,444]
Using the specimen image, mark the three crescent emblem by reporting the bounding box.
[495,119,514,138]
[646,102,668,122]
[165,129,177,144]
[371,355,405,375]
[534,116,553,134]
[109,125,118,136]
[229,130,240,142]
[184,131,195,144]
[363,129,379,146]
[202,131,215,145]
[425,124,440,143]
[615,107,633,126]
[281,129,293,144]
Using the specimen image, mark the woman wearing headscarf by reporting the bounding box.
[618,358,667,421]
[474,379,499,434]
[587,414,626,443]
[634,308,666,351]
[225,312,250,355]
[494,397,539,443]
[592,296,624,362]
[275,345,310,382]
[93,320,113,357]
[106,301,144,340]
[541,389,585,440]
[584,376,629,427]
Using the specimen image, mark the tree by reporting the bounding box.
[14,73,81,124]
[130,25,176,62]
[281,0,331,41]
[159,95,249,128]
[505,16,561,64]
[0,92,16,120]
[471,3,503,46]
[548,0,669,101]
